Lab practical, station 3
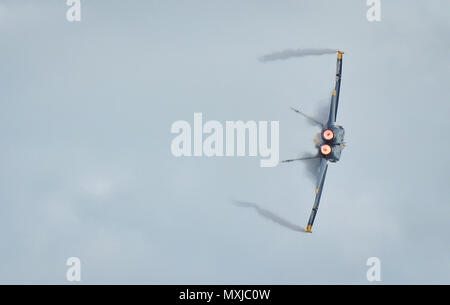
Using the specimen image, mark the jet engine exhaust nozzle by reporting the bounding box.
[320,144,332,156]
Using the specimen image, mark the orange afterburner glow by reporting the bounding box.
[322,129,334,141]
[320,144,332,156]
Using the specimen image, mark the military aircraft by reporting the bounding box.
[282,50,345,233]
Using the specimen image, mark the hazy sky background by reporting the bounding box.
[0,0,449,284]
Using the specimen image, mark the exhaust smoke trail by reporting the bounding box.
[233,200,305,232]
[259,48,337,62]
[290,99,331,182]
[310,99,331,127]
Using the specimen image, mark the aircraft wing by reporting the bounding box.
[327,51,343,125]
[305,157,328,233]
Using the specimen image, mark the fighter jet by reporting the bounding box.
[282,51,345,233]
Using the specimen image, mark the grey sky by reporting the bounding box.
[0,0,449,284]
